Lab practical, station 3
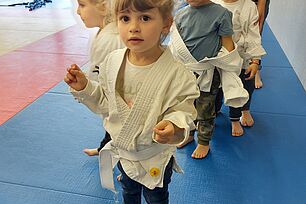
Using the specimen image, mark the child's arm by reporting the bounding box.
[64,63,109,115]
[64,64,88,91]
[256,0,267,33]
[221,36,235,52]
[153,120,184,144]
[244,3,266,80]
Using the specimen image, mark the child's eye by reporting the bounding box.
[141,16,150,22]
[120,16,130,23]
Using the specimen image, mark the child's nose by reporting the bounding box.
[129,21,140,33]
[77,7,80,15]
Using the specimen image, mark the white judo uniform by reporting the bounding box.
[71,47,200,191]
[213,0,266,66]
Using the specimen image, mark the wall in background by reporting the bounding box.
[267,1,306,91]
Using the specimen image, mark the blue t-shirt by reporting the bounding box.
[175,3,233,61]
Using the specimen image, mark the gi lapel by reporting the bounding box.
[113,48,176,151]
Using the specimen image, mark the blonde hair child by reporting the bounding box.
[75,0,125,156]
[65,0,199,203]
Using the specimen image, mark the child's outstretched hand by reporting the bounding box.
[153,120,184,145]
[64,64,88,91]
[245,63,258,80]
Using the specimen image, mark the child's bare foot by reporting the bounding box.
[191,144,210,159]
[255,71,263,89]
[176,135,194,148]
[83,148,99,156]
[231,121,244,136]
[241,111,254,127]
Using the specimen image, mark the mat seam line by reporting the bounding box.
[0,180,112,201]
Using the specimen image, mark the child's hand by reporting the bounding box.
[245,64,258,80]
[153,120,184,144]
[64,64,88,91]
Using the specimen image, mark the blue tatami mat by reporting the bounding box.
[48,81,71,94]
[252,66,306,116]
[0,182,112,204]
[261,41,292,68]
[0,92,122,203]
[1,23,306,204]
[171,112,306,204]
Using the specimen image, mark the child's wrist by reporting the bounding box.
[249,59,261,65]
[77,78,89,91]
[174,125,184,142]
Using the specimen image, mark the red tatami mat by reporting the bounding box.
[0,25,89,125]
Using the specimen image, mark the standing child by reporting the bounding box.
[252,0,270,88]
[64,0,199,203]
[214,0,266,135]
[75,0,125,156]
[169,0,248,158]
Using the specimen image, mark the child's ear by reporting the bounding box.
[163,16,173,34]
[97,4,108,16]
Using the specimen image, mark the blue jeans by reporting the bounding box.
[117,157,174,204]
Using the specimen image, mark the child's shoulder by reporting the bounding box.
[176,2,228,13]
[203,3,233,19]
[245,0,257,6]
[209,2,232,14]
[175,3,230,22]
[175,5,189,19]
[240,0,259,18]
[97,22,120,39]
[246,0,258,12]
[206,3,233,22]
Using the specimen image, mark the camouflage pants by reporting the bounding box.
[194,69,220,146]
